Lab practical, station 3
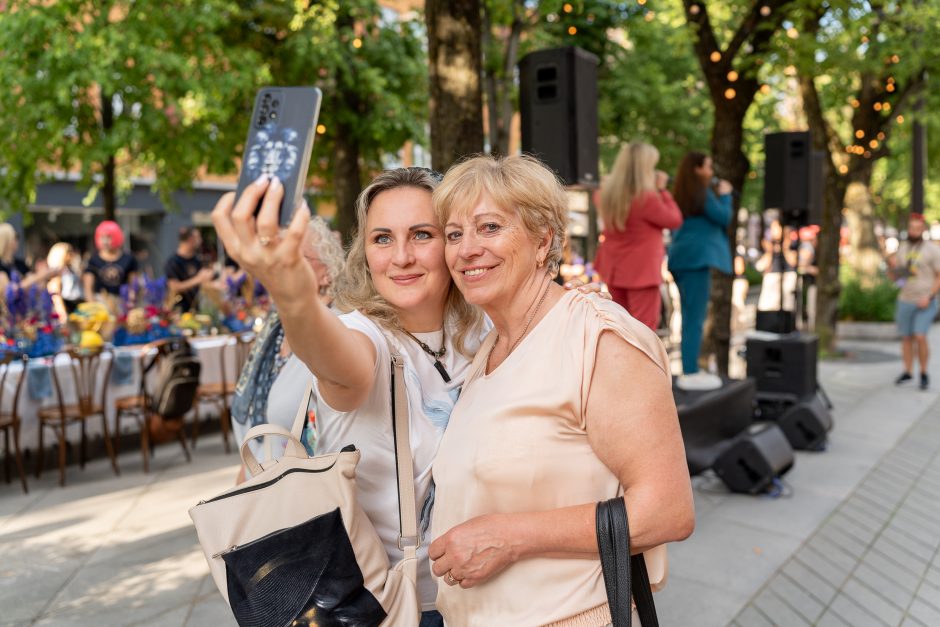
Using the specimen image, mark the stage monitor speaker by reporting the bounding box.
[713,422,795,494]
[778,393,832,451]
[764,131,821,226]
[746,333,818,400]
[519,46,599,187]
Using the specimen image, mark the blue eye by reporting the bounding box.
[480,223,501,234]
[445,231,462,243]
[374,234,391,245]
[414,230,432,241]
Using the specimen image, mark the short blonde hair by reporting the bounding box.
[433,154,567,275]
[303,216,345,300]
[47,242,76,272]
[0,223,17,264]
[334,167,483,357]
[600,142,659,231]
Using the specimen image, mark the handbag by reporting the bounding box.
[189,350,420,627]
[596,498,660,627]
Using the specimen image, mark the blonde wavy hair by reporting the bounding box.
[303,216,345,301]
[432,154,567,275]
[600,142,659,231]
[0,223,18,264]
[47,242,78,273]
[333,167,483,357]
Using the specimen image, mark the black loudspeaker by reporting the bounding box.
[778,393,832,451]
[764,132,823,226]
[519,47,599,187]
[746,333,818,400]
[756,310,796,334]
[713,422,795,494]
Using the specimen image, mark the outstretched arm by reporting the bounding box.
[212,177,376,411]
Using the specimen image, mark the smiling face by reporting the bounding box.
[364,186,451,330]
[443,194,548,311]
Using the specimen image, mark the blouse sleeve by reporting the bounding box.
[640,190,684,230]
[578,295,672,428]
[704,189,733,228]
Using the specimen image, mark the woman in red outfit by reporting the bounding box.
[594,142,683,330]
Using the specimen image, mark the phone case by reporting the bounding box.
[235,86,322,226]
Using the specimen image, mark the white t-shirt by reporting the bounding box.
[314,310,488,611]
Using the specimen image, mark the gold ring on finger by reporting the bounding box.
[258,235,273,247]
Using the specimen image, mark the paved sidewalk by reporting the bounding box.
[1,327,938,626]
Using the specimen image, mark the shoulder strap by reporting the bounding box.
[289,381,314,440]
[390,349,419,585]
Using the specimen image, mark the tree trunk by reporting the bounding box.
[703,107,749,376]
[814,164,845,353]
[842,169,881,286]
[100,91,116,222]
[426,0,485,171]
[332,98,362,245]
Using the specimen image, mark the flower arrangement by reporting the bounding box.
[112,275,179,346]
[3,275,65,357]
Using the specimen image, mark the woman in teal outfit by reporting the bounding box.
[668,152,733,389]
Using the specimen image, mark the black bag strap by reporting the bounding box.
[596,498,659,627]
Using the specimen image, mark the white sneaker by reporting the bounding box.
[676,372,723,391]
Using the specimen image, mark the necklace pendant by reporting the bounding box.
[433,359,451,383]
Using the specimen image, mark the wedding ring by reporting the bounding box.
[258,235,272,247]
[444,571,460,585]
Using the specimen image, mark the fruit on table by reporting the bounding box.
[80,331,104,349]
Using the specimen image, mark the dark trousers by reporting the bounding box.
[673,268,711,375]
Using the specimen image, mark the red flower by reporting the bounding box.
[159,319,169,327]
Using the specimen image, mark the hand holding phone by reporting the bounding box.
[234,87,322,226]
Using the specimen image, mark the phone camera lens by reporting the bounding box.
[271,99,280,108]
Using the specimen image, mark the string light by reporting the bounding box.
[724,88,736,99]
[864,150,872,158]
[644,11,656,21]
[710,51,722,62]
[316,124,326,134]
[568,25,577,35]
[874,102,883,111]
[690,4,701,15]
[760,5,771,16]
[563,3,573,12]
[352,38,362,48]
[850,98,860,108]
[855,130,865,139]
[839,164,848,174]
[891,54,900,63]
[760,84,772,95]
[727,70,739,82]
[877,132,885,140]
[869,139,879,148]
[897,115,905,124]
[886,83,896,92]
[883,102,891,111]
[787,27,799,39]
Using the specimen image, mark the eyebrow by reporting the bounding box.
[370,224,440,234]
[445,212,503,228]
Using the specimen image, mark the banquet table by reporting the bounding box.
[4,335,242,455]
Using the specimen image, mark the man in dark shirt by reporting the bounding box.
[165,227,214,312]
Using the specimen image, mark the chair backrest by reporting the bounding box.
[219,332,256,389]
[50,346,113,417]
[0,352,28,420]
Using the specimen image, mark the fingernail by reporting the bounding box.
[269,176,282,190]
[254,174,269,187]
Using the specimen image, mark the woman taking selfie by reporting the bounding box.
[429,155,694,626]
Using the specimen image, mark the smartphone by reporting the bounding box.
[234,86,322,226]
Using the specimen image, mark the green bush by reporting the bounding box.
[839,278,899,322]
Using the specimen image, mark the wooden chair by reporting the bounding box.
[37,346,119,486]
[192,332,255,453]
[113,339,192,472]
[0,352,29,493]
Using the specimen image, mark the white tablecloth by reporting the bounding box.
[5,335,238,453]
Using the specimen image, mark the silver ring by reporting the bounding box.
[258,235,272,247]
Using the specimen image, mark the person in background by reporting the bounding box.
[667,151,733,390]
[46,242,84,319]
[797,225,819,329]
[230,216,346,482]
[755,214,799,314]
[887,213,940,390]
[594,141,683,331]
[165,226,215,312]
[83,221,138,300]
[0,223,59,293]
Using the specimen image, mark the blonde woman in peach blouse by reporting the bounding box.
[429,155,694,626]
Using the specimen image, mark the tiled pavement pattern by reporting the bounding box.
[733,398,940,627]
